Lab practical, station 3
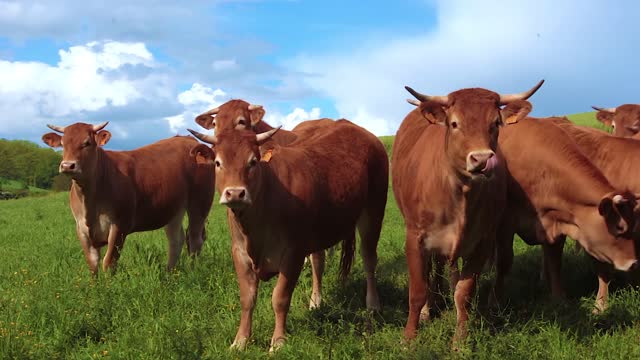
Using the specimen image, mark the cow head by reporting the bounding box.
[593,104,640,138]
[405,80,543,179]
[585,191,640,271]
[41,122,111,179]
[187,127,280,209]
[195,100,265,132]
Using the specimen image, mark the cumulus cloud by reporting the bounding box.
[264,107,322,130]
[290,0,640,135]
[0,40,176,145]
[166,83,228,133]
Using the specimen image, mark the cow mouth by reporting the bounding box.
[470,156,498,178]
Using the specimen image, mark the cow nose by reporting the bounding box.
[467,150,495,173]
[220,187,250,206]
[60,161,78,173]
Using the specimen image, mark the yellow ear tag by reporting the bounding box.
[261,149,273,162]
[505,115,519,125]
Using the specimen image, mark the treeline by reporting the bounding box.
[0,139,65,190]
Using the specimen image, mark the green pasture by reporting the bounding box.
[2,112,639,359]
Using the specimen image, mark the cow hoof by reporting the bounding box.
[269,337,286,353]
[309,297,321,310]
[230,337,248,351]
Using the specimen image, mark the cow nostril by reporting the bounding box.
[238,190,245,199]
[470,154,478,165]
[68,163,75,170]
[225,190,232,199]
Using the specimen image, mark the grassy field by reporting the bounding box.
[0,178,50,196]
[2,113,640,359]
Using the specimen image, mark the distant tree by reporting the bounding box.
[0,139,62,190]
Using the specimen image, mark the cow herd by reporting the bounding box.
[40,80,640,352]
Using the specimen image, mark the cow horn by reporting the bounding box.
[499,79,545,105]
[47,124,66,133]
[187,129,217,144]
[255,126,281,143]
[592,106,616,113]
[406,99,421,107]
[248,104,263,111]
[199,107,220,117]
[92,122,109,132]
[404,86,449,105]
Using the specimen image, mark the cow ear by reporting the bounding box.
[95,130,111,146]
[42,133,62,148]
[599,195,634,236]
[249,107,265,127]
[500,100,532,125]
[195,114,215,130]
[419,101,447,125]
[596,111,614,127]
[190,144,215,165]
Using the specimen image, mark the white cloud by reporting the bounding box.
[166,83,228,133]
[0,40,173,139]
[290,0,640,135]
[264,107,322,130]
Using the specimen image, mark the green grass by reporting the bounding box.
[2,189,640,359]
[0,177,50,195]
[1,112,638,359]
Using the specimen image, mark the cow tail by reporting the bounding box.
[339,232,356,281]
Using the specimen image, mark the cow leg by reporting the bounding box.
[309,251,325,310]
[542,236,566,298]
[231,246,259,351]
[102,224,125,273]
[77,224,100,275]
[164,210,186,270]
[186,209,207,256]
[453,250,488,350]
[491,226,515,306]
[422,254,445,322]
[593,261,612,314]
[270,255,304,353]
[404,228,428,340]
[358,209,382,311]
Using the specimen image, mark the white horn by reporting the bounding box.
[248,104,263,111]
[47,124,66,133]
[406,99,421,107]
[592,106,616,113]
[255,126,281,143]
[499,79,545,105]
[92,122,109,132]
[187,129,217,144]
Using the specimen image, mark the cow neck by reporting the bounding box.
[570,128,640,191]
[70,148,109,211]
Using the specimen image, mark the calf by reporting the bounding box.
[188,120,388,352]
[42,122,214,274]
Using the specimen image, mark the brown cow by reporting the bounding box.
[194,100,339,310]
[493,109,639,312]
[187,121,388,352]
[41,122,215,274]
[528,114,640,312]
[593,104,640,138]
[393,80,543,346]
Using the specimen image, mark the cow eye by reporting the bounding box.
[238,119,246,126]
[248,158,257,167]
[82,141,91,148]
[215,160,221,168]
[451,121,458,129]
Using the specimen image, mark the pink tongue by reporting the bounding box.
[482,156,498,172]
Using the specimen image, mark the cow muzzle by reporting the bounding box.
[220,187,251,207]
[466,150,497,176]
[59,161,80,175]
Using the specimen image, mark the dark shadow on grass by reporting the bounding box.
[474,242,637,342]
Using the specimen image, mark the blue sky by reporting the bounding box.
[0,0,639,149]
